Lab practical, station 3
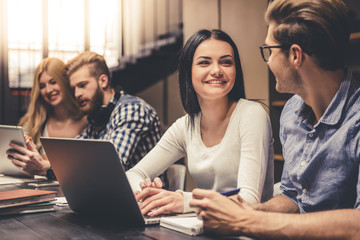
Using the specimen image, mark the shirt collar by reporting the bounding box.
[297,68,352,127]
[104,90,122,108]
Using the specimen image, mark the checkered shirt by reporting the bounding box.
[77,92,161,171]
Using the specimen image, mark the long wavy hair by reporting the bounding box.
[19,58,80,148]
[178,29,246,128]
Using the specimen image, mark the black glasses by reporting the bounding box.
[259,44,287,62]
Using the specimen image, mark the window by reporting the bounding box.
[89,0,121,68]
[48,0,85,62]
[8,0,42,88]
[6,0,182,89]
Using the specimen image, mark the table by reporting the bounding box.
[0,182,251,240]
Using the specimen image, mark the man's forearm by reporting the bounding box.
[252,195,299,213]
[241,209,360,240]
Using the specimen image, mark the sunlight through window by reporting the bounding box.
[48,0,84,62]
[6,0,181,89]
[89,0,121,68]
[8,0,42,88]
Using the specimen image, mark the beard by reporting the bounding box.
[79,86,104,115]
[275,63,302,94]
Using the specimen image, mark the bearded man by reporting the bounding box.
[66,51,161,171]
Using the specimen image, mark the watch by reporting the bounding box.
[46,167,56,180]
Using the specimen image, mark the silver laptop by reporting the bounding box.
[0,125,31,178]
[40,137,160,225]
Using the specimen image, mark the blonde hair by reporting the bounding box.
[65,51,111,83]
[19,57,80,148]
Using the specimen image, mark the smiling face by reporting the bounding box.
[265,22,302,94]
[69,65,104,115]
[39,71,63,107]
[191,38,236,102]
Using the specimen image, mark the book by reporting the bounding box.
[0,202,55,216]
[0,174,37,185]
[0,189,56,209]
[160,215,203,236]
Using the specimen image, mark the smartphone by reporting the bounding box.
[0,125,30,177]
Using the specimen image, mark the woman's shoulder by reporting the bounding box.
[234,99,268,115]
[229,99,270,130]
[163,113,197,139]
[170,114,191,129]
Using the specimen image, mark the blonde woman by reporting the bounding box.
[7,58,87,177]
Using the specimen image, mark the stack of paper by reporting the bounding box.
[160,215,203,236]
[0,189,57,216]
[0,202,55,215]
[0,175,38,185]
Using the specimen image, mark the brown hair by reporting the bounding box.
[65,51,111,84]
[265,0,350,70]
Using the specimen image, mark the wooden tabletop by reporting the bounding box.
[0,182,252,240]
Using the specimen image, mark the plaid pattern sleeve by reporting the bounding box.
[110,99,161,169]
[77,93,161,171]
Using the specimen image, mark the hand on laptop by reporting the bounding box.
[139,177,163,190]
[134,177,162,196]
[7,137,50,176]
[135,187,184,217]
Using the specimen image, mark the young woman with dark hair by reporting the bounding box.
[178,29,245,127]
[127,29,274,216]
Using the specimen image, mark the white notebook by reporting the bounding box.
[160,215,203,236]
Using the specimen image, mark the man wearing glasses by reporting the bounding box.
[190,0,360,239]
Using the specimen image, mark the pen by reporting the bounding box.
[220,188,240,196]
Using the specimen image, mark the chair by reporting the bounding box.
[166,163,186,191]
[273,182,282,197]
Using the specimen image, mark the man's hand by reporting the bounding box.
[190,188,253,235]
[7,137,50,176]
[135,187,184,216]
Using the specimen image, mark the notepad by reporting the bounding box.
[160,215,203,236]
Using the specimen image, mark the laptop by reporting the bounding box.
[0,125,31,178]
[40,137,160,226]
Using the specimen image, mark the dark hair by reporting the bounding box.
[178,29,246,127]
[265,0,350,70]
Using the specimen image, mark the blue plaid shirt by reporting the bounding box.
[77,91,161,170]
[280,69,360,213]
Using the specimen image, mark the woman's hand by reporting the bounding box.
[134,177,163,196]
[139,177,163,190]
[135,187,184,216]
[6,137,50,176]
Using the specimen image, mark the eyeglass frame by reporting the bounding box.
[259,44,289,62]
